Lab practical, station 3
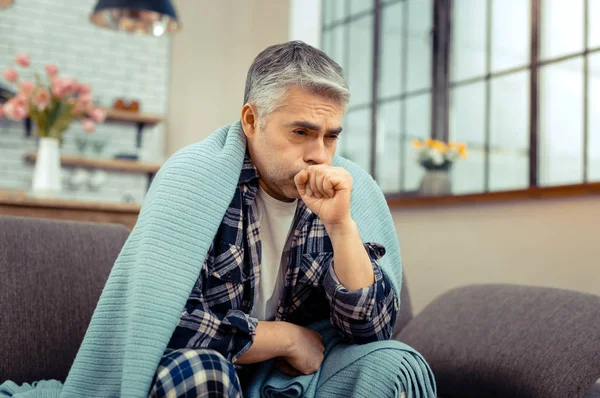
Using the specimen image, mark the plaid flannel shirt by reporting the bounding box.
[167,155,398,363]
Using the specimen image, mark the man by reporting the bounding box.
[0,41,435,398]
[149,41,399,397]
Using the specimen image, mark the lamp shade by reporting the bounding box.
[90,0,180,36]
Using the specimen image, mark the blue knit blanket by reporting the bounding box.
[0,121,433,397]
[245,321,436,398]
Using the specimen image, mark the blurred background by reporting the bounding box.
[0,0,598,313]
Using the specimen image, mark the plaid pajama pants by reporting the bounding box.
[149,349,242,398]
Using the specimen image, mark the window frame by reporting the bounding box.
[321,0,600,204]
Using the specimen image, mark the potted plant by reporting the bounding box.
[1,53,106,197]
[412,138,468,196]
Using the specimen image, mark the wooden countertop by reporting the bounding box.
[24,154,162,174]
[0,190,141,213]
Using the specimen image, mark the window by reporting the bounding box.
[323,0,433,194]
[321,0,600,197]
[449,0,531,193]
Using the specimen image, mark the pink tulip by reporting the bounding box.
[3,68,18,83]
[3,98,28,121]
[13,105,28,120]
[64,77,77,95]
[32,88,51,111]
[19,80,35,96]
[90,107,106,123]
[45,64,58,78]
[82,118,96,133]
[78,92,93,107]
[77,83,92,95]
[51,78,65,98]
[2,101,14,119]
[13,94,29,110]
[51,77,75,99]
[15,53,30,68]
[72,100,87,115]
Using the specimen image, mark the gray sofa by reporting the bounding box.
[0,215,599,397]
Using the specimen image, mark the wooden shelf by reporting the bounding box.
[101,108,163,125]
[24,153,162,174]
[0,190,141,213]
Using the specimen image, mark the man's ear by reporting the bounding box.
[241,103,258,138]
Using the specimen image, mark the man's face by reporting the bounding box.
[243,87,345,201]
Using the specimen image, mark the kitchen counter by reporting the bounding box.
[0,190,140,229]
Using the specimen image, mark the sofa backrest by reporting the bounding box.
[0,215,415,384]
[396,273,414,336]
[0,216,129,384]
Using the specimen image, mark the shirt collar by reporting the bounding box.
[238,151,260,186]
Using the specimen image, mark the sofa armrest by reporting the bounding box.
[396,284,600,398]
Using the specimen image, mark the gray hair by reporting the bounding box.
[243,41,349,120]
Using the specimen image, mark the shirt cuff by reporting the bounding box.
[221,310,259,363]
[323,242,386,321]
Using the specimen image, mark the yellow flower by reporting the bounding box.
[458,143,468,158]
[448,141,457,149]
[412,139,423,149]
[425,138,434,147]
[432,140,448,153]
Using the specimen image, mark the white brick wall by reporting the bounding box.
[0,0,170,204]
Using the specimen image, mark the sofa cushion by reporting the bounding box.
[398,284,600,398]
[0,216,129,384]
[394,272,414,337]
[585,382,600,398]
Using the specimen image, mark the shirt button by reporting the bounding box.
[226,272,232,278]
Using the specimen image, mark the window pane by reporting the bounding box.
[377,101,402,193]
[379,1,404,99]
[489,153,529,191]
[588,53,600,181]
[406,0,432,92]
[348,15,373,106]
[325,26,346,71]
[341,109,372,173]
[590,0,600,48]
[323,0,334,26]
[450,82,486,193]
[539,58,584,186]
[321,30,331,53]
[451,0,487,82]
[489,71,530,191]
[350,0,373,16]
[450,82,486,146]
[405,94,432,191]
[540,0,584,60]
[331,0,347,23]
[491,0,530,72]
[490,71,529,150]
[451,149,486,194]
[405,94,432,139]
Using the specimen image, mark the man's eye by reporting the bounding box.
[327,134,340,140]
[294,130,308,136]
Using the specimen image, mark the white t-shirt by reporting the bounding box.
[250,185,297,321]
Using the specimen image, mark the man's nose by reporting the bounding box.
[304,140,328,165]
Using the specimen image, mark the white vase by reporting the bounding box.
[31,137,62,197]
[419,169,452,196]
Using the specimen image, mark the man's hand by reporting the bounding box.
[281,323,325,375]
[235,322,324,375]
[295,165,375,291]
[294,165,352,228]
